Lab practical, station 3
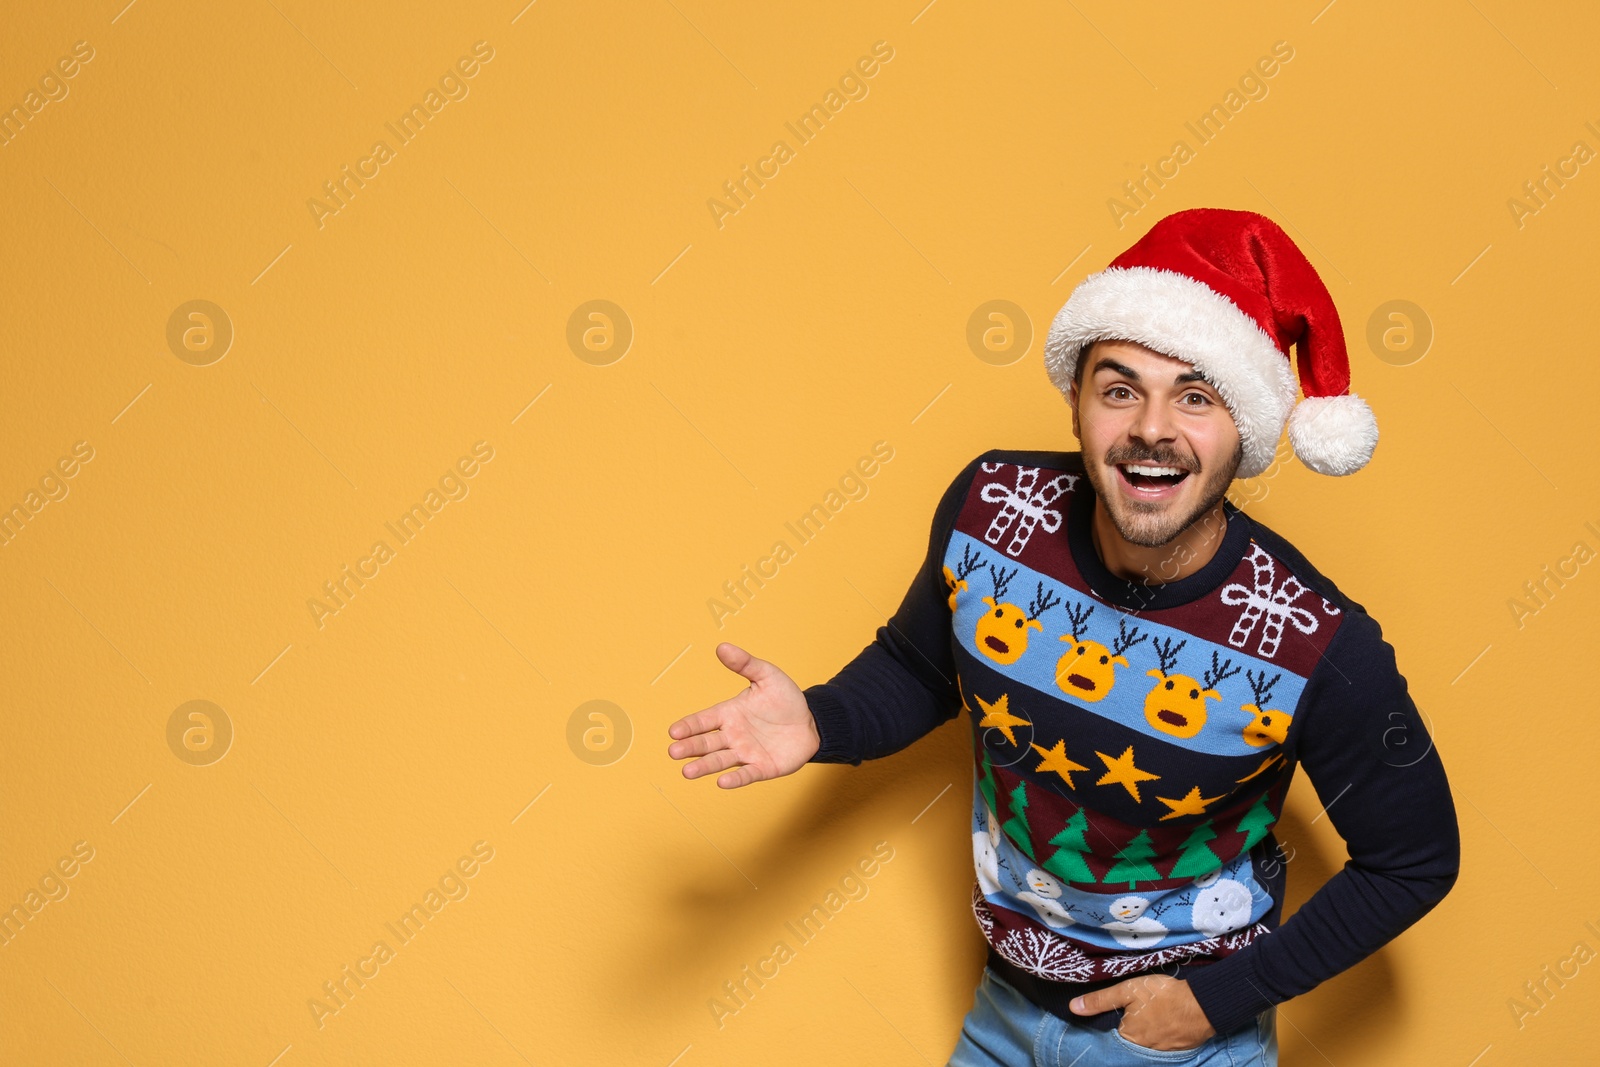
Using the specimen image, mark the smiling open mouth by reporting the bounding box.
[1116,462,1191,491]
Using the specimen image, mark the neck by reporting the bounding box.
[1089,498,1230,585]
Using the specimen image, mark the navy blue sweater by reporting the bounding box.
[804,449,1460,1037]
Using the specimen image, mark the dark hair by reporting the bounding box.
[1072,341,1096,389]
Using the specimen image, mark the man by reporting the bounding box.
[666,208,1460,1066]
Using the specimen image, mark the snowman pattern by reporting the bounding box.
[972,794,1267,952]
[972,803,1007,897]
[1015,867,1077,931]
[1188,868,1255,936]
[1073,895,1176,949]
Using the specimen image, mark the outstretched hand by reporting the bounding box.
[1071,973,1215,1052]
[665,642,821,789]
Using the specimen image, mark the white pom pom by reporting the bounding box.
[1288,394,1378,476]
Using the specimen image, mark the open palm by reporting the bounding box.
[666,642,821,788]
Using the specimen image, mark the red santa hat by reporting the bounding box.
[1043,207,1377,478]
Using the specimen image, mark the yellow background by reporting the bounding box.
[2,0,1596,1063]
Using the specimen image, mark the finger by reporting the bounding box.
[716,642,774,686]
[668,730,728,761]
[717,763,768,789]
[1071,980,1134,1015]
[1112,976,1167,1021]
[684,747,743,781]
[667,704,729,741]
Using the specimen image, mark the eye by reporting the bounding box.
[1182,391,1212,406]
[1076,645,1086,654]
[993,608,1003,619]
[1105,385,1134,400]
[1189,688,1199,699]
[1099,655,1108,664]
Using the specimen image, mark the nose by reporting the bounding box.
[1129,395,1179,450]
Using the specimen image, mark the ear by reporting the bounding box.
[1113,655,1128,667]
[1068,377,1081,440]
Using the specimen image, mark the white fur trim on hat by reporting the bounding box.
[1043,265,1298,480]
[1287,393,1378,476]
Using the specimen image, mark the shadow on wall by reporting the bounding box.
[1271,787,1407,1062]
[625,713,981,1029]
[625,721,1412,1059]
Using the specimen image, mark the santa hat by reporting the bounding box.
[1043,207,1377,479]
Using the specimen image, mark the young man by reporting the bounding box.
[666,208,1460,1066]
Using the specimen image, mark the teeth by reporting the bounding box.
[1122,464,1185,476]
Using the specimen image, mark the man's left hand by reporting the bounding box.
[1070,974,1216,1052]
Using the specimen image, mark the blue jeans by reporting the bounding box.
[947,965,1277,1067]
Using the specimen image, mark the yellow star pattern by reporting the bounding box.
[975,691,1031,747]
[1094,745,1161,803]
[1155,785,1226,821]
[1235,753,1285,784]
[1031,739,1089,789]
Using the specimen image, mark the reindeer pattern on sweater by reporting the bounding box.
[947,458,1342,981]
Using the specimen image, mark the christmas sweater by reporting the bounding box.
[804,449,1460,1037]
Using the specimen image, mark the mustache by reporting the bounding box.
[1103,446,1198,473]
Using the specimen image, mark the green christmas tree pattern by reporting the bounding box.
[1104,829,1160,888]
[1000,780,1036,860]
[1166,819,1223,880]
[978,748,998,817]
[981,768,1281,891]
[1041,808,1095,883]
[1235,793,1277,850]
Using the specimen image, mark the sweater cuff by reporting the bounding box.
[1182,943,1278,1037]
[803,685,861,766]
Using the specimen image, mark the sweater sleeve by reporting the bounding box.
[804,453,988,766]
[1182,606,1462,1035]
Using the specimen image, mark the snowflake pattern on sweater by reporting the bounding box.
[948,458,1340,983]
[804,447,1460,1036]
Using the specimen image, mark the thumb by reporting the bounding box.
[716,642,771,685]
[1070,981,1132,1016]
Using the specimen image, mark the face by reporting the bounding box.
[1069,339,1244,548]
[1110,895,1150,920]
[1025,869,1063,899]
[1054,637,1125,702]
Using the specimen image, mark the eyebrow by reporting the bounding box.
[1091,357,1210,387]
